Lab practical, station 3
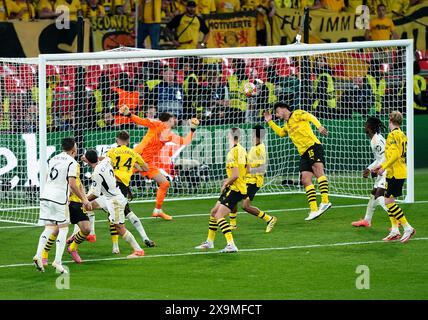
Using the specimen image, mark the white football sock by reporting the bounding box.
[54,226,68,264]
[122,230,142,251]
[376,196,388,213]
[364,195,376,223]
[153,208,162,214]
[35,226,55,258]
[127,212,149,241]
[87,211,95,235]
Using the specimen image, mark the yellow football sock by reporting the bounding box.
[387,202,409,228]
[109,223,119,244]
[69,231,87,251]
[229,212,237,227]
[305,185,318,212]
[217,218,234,244]
[258,211,272,222]
[317,175,329,204]
[42,234,57,259]
[207,216,218,242]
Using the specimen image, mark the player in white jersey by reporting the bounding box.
[83,149,145,259]
[33,137,91,274]
[352,117,389,227]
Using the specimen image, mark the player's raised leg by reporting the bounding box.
[86,211,96,242]
[151,173,172,220]
[242,196,277,233]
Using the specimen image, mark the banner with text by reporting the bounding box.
[269,2,428,51]
[204,11,257,48]
[90,14,136,51]
[0,19,91,58]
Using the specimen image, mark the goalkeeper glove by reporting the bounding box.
[189,118,199,131]
[119,105,131,117]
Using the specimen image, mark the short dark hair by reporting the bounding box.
[85,150,99,164]
[62,137,76,152]
[159,112,174,122]
[377,3,386,9]
[230,127,241,141]
[117,130,130,141]
[253,124,265,140]
[274,101,291,111]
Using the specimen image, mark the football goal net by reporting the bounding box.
[0,40,414,225]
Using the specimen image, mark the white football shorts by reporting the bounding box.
[39,200,70,225]
[374,172,386,189]
[96,195,127,224]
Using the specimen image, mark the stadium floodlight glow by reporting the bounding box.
[0,40,414,225]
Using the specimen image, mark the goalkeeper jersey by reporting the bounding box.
[381,128,407,179]
[246,143,266,188]
[107,145,146,187]
[268,109,322,156]
[69,163,82,203]
[226,143,248,195]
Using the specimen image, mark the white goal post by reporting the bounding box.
[0,39,414,225]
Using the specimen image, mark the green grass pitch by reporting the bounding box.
[0,170,427,300]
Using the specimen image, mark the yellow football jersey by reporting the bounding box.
[69,163,82,203]
[268,109,322,156]
[382,128,407,179]
[246,143,266,188]
[107,145,145,187]
[226,143,248,195]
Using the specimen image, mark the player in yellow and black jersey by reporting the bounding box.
[228,125,277,233]
[105,130,155,252]
[265,102,331,221]
[42,163,92,265]
[372,111,416,243]
[195,128,247,253]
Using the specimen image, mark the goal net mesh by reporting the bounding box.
[0,44,409,224]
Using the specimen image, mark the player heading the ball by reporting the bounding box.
[264,102,331,221]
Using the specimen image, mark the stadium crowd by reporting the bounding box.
[0,0,427,133]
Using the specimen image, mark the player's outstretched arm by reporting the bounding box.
[170,118,199,145]
[119,105,155,128]
[264,111,287,137]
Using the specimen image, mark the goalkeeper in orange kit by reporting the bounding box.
[119,105,199,220]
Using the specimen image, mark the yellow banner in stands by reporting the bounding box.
[269,2,428,51]
[205,11,257,48]
[90,15,136,52]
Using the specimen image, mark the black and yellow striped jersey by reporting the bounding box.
[267,109,322,156]
[226,143,248,195]
[381,128,407,179]
[106,145,146,187]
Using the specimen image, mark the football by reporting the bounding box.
[243,82,257,97]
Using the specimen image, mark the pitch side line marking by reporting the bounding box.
[0,238,427,269]
[1,200,428,229]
